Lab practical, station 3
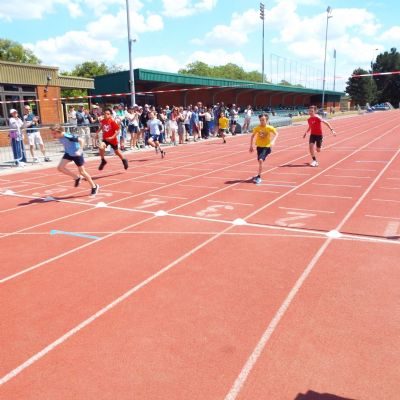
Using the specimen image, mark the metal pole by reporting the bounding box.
[321,6,332,112]
[260,3,265,82]
[126,0,136,106]
[333,48,337,91]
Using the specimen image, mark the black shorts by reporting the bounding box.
[257,147,271,161]
[128,125,138,134]
[309,134,323,148]
[102,139,119,151]
[63,153,84,167]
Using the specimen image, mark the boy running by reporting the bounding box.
[249,114,278,184]
[96,108,129,170]
[303,105,336,167]
[218,112,229,144]
[49,125,99,196]
[147,111,166,158]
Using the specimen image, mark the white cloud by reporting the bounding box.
[0,0,82,21]
[86,8,163,41]
[162,0,217,18]
[132,55,182,72]
[380,26,400,43]
[24,31,118,70]
[193,9,259,47]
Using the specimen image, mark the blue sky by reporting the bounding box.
[1,0,399,92]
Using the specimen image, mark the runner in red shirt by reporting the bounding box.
[96,108,129,170]
[303,105,336,167]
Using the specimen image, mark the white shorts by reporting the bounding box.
[27,131,44,146]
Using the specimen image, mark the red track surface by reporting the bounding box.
[1,112,399,400]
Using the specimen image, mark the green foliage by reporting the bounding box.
[61,61,122,98]
[178,61,265,83]
[346,67,377,106]
[0,38,41,64]
[373,48,400,107]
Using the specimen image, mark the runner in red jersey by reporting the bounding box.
[96,108,129,170]
[303,105,336,167]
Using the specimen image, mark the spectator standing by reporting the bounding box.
[22,105,50,162]
[8,109,27,166]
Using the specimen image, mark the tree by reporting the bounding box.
[373,48,400,107]
[0,38,41,64]
[61,61,122,98]
[178,61,265,83]
[346,68,377,106]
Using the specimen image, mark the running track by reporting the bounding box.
[1,111,399,400]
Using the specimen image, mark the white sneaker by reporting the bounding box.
[310,160,319,167]
[33,157,40,163]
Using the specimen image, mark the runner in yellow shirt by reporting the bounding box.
[249,113,278,184]
[218,112,229,144]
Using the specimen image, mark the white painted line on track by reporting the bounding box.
[149,194,188,200]
[312,183,362,188]
[324,174,372,179]
[386,177,400,180]
[207,200,254,206]
[365,214,400,220]
[179,184,219,189]
[234,188,280,194]
[279,206,335,214]
[355,160,387,163]
[296,193,353,199]
[334,168,377,172]
[372,198,400,203]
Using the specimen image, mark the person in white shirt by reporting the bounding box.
[8,109,27,166]
[242,105,253,134]
[147,111,166,158]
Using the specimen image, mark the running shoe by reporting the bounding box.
[44,157,51,162]
[255,176,262,184]
[161,150,166,159]
[310,160,319,167]
[122,158,129,170]
[252,175,260,182]
[91,184,100,196]
[74,176,81,187]
[98,159,107,170]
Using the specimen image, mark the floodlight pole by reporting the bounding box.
[321,6,332,113]
[126,0,136,106]
[260,3,265,83]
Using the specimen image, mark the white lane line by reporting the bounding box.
[386,177,400,180]
[233,188,280,194]
[296,193,353,199]
[372,198,400,203]
[207,200,254,206]
[271,172,311,176]
[149,194,188,200]
[324,174,372,179]
[179,184,219,189]
[224,145,400,400]
[279,206,335,214]
[365,214,400,220]
[260,184,296,188]
[334,168,377,172]
[135,180,167,185]
[312,183,362,188]
[356,160,387,163]
[378,187,400,190]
